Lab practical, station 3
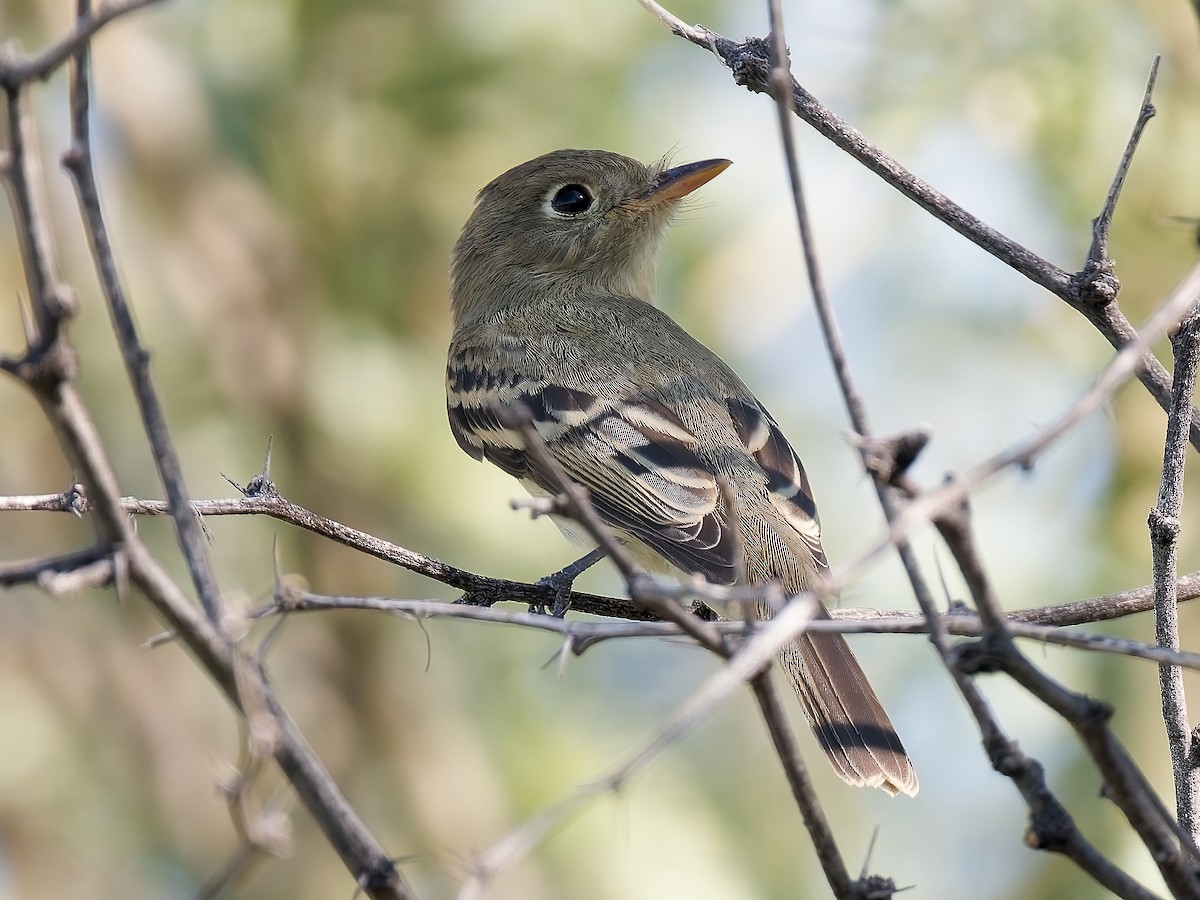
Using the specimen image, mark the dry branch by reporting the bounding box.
[0,11,413,900]
[635,0,1200,450]
[1152,305,1200,845]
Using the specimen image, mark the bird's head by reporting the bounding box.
[450,149,730,327]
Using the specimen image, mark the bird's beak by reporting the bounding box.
[629,158,732,208]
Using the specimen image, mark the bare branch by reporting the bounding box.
[0,9,415,892]
[0,544,115,591]
[748,2,1190,892]
[895,262,1200,547]
[636,1,1200,449]
[1086,57,1160,266]
[1152,304,1200,846]
[751,20,1057,868]
[749,676,857,898]
[234,590,1200,671]
[1006,572,1200,626]
[937,491,1197,898]
[0,0,165,88]
[60,0,224,624]
[12,487,1200,635]
[754,5,1114,889]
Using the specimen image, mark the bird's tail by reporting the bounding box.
[777,608,919,797]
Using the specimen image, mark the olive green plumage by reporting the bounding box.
[446,148,917,797]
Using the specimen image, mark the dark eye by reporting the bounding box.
[551,184,593,215]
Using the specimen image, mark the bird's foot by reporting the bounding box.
[533,548,607,617]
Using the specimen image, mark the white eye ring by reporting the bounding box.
[545,183,595,217]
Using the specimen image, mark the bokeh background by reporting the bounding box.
[2,0,1200,897]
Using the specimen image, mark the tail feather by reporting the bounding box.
[778,609,918,797]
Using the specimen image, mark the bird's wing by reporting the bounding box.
[449,349,830,582]
[723,397,829,572]
[448,362,737,580]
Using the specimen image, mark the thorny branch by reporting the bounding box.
[9,486,1200,673]
[635,0,1200,451]
[753,0,1181,894]
[0,10,412,900]
[233,588,1200,671]
[6,485,1200,629]
[62,0,224,625]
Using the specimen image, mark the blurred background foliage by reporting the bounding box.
[1,0,1199,897]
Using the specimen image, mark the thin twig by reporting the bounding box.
[749,675,856,898]
[0,0,165,88]
[759,0,959,702]
[0,544,114,588]
[231,591,1200,671]
[61,0,224,625]
[764,7,868,439]
[0,11,414,896]
[1085,57,1160,267]
[8,488,1200,631]
[0,88,73,342]
[1152,304,1200,847]
[1006,572,1200,626]
[193,843,262,900]
[753,31,1017,865]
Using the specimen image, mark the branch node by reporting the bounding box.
[511,494,565,519]
[949,638,1003,675]
[45,281,78,321]
[1148,507,1181,546]
[1081,696,1115,727]
[224,470,279,500]
[856,874,902,899]
[358,857,402,894]
[1189,726,1200,769]
[986,735,1029,779]
[1071,259,1121,309]
[1025,799,1073,852]
[65,481,88,516]
[850,427,931,487]
[725,36,771,92]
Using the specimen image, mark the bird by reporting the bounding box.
[445,148,917,796]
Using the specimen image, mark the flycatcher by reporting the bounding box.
[446,148,917,796]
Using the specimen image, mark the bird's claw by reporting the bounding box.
[533,571,574,617]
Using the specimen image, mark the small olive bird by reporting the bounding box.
[446,149,917,796]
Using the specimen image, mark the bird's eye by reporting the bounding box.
[550,184,594,215]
